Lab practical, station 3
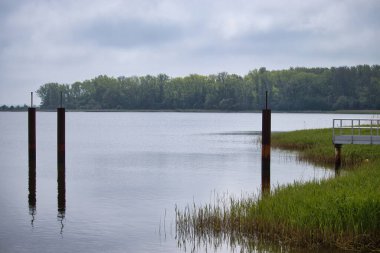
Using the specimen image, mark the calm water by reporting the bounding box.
[0,112,372,253]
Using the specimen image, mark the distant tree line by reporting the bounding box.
[36,65,380,111]
[0,104,28,111]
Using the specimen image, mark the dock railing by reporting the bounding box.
[333,119,380,145]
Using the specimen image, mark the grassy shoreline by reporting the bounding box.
[176,128,380,252]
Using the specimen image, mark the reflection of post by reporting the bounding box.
[334,144,342,175]
[28,162,36,226]
[261,91,271,195]
[57,163,66,233]
[57,107,65,166]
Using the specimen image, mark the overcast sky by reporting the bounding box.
[0,0,379,105]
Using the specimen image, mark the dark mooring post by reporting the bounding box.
[57,92,66,233]
[28,92,36,167]
[28,92,37,225]
[57,92,65,166]
[261,91,271,195]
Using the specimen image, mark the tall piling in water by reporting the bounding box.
[28,92,37,218]
[28,92,36,167]
[57,92,65,166]
[57,92,66,231]
[261,91,271,194]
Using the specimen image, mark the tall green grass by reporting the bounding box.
[176,128,380,252]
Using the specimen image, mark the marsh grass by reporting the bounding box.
[176,128,380,252]
[272,128,380,167]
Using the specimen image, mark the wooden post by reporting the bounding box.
[28,92,37,223]
[57,92,66,231]
[28,92,36,167]
[56,92,66,232]
[57,107,65,166]
[335,144,342,171]
[261,91,271,194]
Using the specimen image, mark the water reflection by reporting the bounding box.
[28,162,36,227]
[176,221,348,253]
[57,163,66,234]
[176,227,287,253]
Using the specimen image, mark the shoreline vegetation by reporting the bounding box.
[31,65,380,112]
[1,107,380,115]
[175,128,380,252]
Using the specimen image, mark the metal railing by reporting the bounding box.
[333,119,380,145]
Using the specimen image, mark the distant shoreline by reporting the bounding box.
[1,108,380,114]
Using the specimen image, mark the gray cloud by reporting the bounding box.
[77,18,183,48]
[0,0,379,105]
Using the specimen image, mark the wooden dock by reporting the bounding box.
[333,119,380,145]
[333,119,380,169]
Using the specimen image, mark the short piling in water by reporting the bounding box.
[334,144,342,170]
[261,91,271,194]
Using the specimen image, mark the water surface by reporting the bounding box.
[0,112,371,252]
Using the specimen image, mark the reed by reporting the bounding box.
[176,128,380,252]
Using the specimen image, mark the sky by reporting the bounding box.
[0,0,379,105]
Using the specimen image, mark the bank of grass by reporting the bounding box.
[272,128,380,167]
[176,128,380,252]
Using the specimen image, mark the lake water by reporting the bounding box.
[0,112,373,253]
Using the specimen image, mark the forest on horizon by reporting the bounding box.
[3,65,380,111]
